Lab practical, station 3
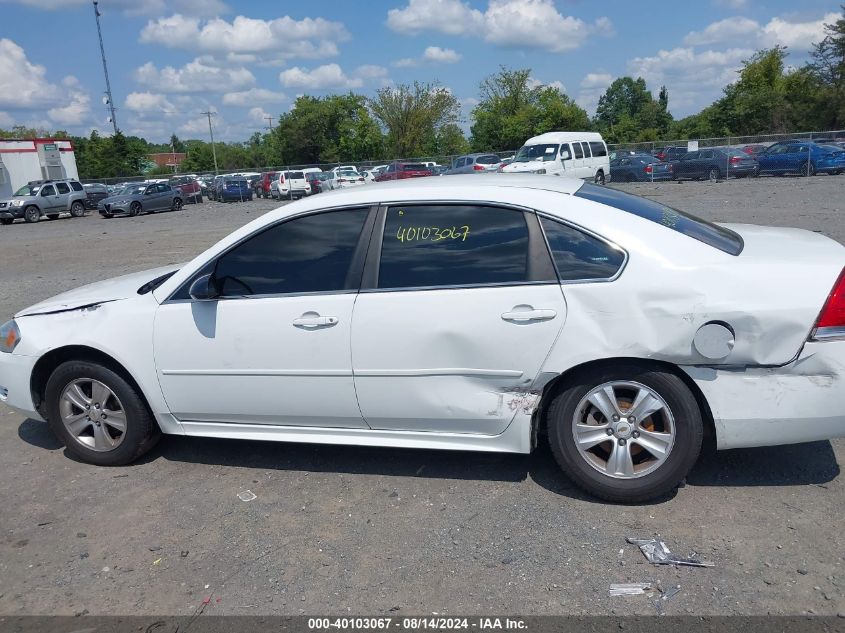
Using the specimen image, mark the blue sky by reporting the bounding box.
[0,0,839,142]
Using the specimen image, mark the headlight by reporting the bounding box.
[0,320,21,353]
[10,200,24,207]
[534,168,547,174]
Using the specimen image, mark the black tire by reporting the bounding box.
[47,214,59,220]
[594,170,606,185]
[70,201,85,217]
[546,363,703,503]
[172,197,183,211]
[0,218,13,225]
[751,166,760,178]
[44,360,160,466]
[196,194,203,203]
[24,206,40,223]
[129,202,141,217]
[707,167,720,181]
[799,161,815,177]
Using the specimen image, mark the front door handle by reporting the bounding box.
[501,309,557,322]
[293,314,338,328]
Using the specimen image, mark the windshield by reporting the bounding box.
[402,164,427,171]
[14,184,41,196]
[514,144,559,162]
[119,185,146,196]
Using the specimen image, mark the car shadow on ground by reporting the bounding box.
[17,418,841,503]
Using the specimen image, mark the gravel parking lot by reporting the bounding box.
[0,176,843,617]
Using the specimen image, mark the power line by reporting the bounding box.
[93,1,118,135]
[201,111,219,175]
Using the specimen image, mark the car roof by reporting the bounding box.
[524,131,605,144]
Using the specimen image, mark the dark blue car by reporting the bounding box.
[757,140,845,176]
[214,176,252,202]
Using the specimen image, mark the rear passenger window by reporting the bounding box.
[540,217,625,281]
[56,182,70,194]
[573,143,584,159]
[582,142,592,158]
[589,142,607,157]
[378,205,530,289]
[213,208,369,297]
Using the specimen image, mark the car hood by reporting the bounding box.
[15,265,181,317]
[501,162,553,173]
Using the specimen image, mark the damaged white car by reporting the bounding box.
[1,175,844,502]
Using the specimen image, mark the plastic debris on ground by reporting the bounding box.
[609,582,656,597]
[626,537,714,567]
[237,490,257,502]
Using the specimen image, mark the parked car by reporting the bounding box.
[98,183,183,218]
[740,144,769,155]
[360,170,377,183]
[431,165,449,176]
[446,153,503,175]
[0,179,87,224]
[168,176,203,204]
[82,183,110,210]
[207,176,225,201]
[501,132,610,184]
[214,176,252,202]
[271,171,309,199]
[756,140,845,176]
[252,172,279,199]
[375,162,433,181]
[4,175,844,504]
[609,155,674,182]
[334,169,366,188]
[671,148,759,181]
[653,146,688,162]
[330,165,357,174]
[305,172,331,194]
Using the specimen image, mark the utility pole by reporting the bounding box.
[93,1,118,134]
[202,111,219,174]
[264,116,274,131]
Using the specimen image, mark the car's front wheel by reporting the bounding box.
[45,361,160,466]
[24,206,41,223]
[172,197,183,211]
[546,363,703,503]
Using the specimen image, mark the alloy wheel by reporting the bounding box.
[59,378,127,452]
[571,381,676,479]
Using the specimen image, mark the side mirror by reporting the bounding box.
[189,273,219,301]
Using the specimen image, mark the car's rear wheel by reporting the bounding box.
[172,197,183,211]
[547,363,703,503]
[129,202,141,217]
[707,167,720,181]
[594,170,606,185]
[70,201,85,217]
[799,161,815,177]
[45,361,160,466]
[23,206,40,223]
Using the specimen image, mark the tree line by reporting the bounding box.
[2,7,842,179]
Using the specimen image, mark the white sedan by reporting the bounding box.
[1,175,843,502]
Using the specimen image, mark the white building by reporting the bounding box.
[0,138,79,199]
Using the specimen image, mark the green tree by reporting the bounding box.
[808,5,845,127]
[470,67,591,150]
[369,81,460,157]
[593,77,672,142]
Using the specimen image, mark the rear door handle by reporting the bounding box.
[501,309,557,322]
[292,315,338,327]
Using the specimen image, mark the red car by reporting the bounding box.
[254,171,280,198]
[168,176,203,203]
[374,162,433,181]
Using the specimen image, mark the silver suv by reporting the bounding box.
[0,179,88,224]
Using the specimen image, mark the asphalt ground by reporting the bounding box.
[0,175,843,616]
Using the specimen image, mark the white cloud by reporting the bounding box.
[386,0,613,52]
[393,58,418,68]
[135,59,255,93]
[124,92,176,113]
[628,47,752,113]
[248,106,271,125]
[576,72,614,114]
[279,64,390,90]
[422,46,462,63]
[0,38,61,108]
[222,88,288,106]
[139,14,349,64]
[684,12,837,49]
[3,0,228,16]
[527,77,566,92]
[714,0,747,8]
[47,91,90,125]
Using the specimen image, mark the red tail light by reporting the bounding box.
[730,156,741,164]
[473,164,484,171]
[645,164,653,174]
[814,268,845,331]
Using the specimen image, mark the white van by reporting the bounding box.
[501,131,610,184]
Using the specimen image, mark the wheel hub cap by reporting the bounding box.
[58,379,126,452]
[613,419,633,438]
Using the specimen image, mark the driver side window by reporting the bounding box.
[212,208,369,297]
[41,185,56,196]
